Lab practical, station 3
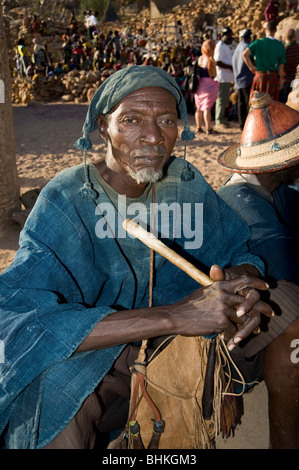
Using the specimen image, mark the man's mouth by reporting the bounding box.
[132,146,165,159]
[135,155,163,161]
[133,155,165,167]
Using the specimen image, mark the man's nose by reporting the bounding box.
[140,122,165,145]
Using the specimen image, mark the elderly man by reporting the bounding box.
[0,66,293,450]
[218,91,299,448]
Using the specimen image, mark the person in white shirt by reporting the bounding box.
[214,27,234,129]
[86,11,98,39]
[84,10,91,27]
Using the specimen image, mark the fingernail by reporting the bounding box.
[228,344,235,351]
[234,337,242,344]
[236,308,245,317]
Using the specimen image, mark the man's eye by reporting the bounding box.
[123,117,138,124]
[160,118,174,126]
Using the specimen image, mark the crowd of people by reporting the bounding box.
[14,8,299,132]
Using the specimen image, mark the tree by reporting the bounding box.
[0,2,20,233]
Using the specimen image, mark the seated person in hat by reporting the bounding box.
[0,67,295,449]
[218,91,299,448]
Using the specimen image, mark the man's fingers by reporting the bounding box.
[226,309,261,351]
[233,276,269,293]
[209,265,225,282]
[236,294,274,318]
[235,288,260,317]
[219,287,274,320]
[251,300,274,318]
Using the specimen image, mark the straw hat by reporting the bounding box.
[218,92,299,173]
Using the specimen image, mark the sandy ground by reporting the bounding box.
[0,102,269,449]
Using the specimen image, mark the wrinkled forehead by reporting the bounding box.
[107,86,178,115]
[99,67,182,116]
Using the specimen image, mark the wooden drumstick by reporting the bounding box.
[122,218,213,287]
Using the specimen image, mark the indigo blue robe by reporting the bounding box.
[218,181,299,283]
[0,157,264,448]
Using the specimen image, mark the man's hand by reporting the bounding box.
[242,48,256,74]
[209,264,274,350]
[169,264,273,351]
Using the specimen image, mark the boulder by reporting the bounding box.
[86,87,97,102]
[61,93,74,102]
[275,15,299,41]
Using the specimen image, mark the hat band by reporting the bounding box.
[236,127,299,169]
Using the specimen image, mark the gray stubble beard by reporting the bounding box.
[127,167,163,184]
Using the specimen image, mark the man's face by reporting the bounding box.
[98,87,178,184]
[223,33,233,45]
[278,164,299,185]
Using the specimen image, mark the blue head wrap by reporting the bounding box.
[74,65,195,199]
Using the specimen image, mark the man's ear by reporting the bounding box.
[98,115,108,141]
